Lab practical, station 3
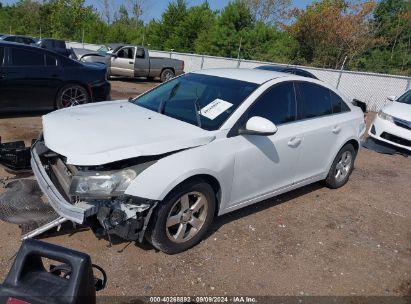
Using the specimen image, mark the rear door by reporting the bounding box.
[110,46,135,77]
[3,47,61,110]
[293,82,349,182]
[134,47,149,77]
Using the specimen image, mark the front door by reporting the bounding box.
[229,81,303,207]
[110,46,135,77]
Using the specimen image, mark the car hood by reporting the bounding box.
[383,101,411,121]
[42,100,216,166]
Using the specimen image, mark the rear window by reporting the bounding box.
[330,90,350,113]
[11,48,45,66]
[297,82,333,119]
[46,55,58,67]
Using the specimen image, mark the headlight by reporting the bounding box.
[69,169,137,197]
[378,110,394,123]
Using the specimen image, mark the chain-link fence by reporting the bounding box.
[66,42,411,112]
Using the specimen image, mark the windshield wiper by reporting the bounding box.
[158,82,180,114]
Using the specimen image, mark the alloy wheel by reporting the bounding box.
[166,191,208,243]
[335,151,352,182]
[60,86,88,108]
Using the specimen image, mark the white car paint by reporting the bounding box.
[42,100,216,166]
[368,90,411,151]
[38,68,365,221]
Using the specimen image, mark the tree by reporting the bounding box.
[246,0,292,25]
[195,0,254,58]
[288,0,379,69]
[356,0,410,75]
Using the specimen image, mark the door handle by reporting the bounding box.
[129,61,134,64]
[0,73,6,79]
[332,125,342,134]
[288,137,302,148]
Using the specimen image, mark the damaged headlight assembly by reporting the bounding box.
[69,168,137,197]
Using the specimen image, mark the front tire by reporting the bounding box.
[147,180,216,254]
[56,84,90,109]
[324,144,356,189]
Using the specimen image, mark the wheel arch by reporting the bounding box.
[170,174,222,216]
[161,67,175,74]
[55,81,91,108]
[326,137,360,174]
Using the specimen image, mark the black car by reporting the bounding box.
[36,38,71,57]
[255,64,319,79]
[0,35,36,45]
[0,42,110,111]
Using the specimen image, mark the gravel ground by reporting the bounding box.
[0,79,409,298]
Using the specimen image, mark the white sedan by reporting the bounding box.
[31,69,366,253]
[368,89,411,152]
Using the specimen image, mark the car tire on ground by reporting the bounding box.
[56,84,90,109]
[160,69,175,82]
[147,179,216,254]
[324,144,356,189]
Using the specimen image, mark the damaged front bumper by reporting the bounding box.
[30,141,157,242]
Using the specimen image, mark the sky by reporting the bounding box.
[2,0,314,23]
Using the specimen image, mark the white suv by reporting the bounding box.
[32,69,366,253]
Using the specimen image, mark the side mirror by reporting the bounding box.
[239,116,278,136]
[109,53,117,58]
[387,95,397,102]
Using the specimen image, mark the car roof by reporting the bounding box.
[0,41,69,59]
[192,68,290,84]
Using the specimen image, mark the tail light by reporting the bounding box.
[181,61,185,71]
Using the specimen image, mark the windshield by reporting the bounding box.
[133,73,258,131]
[397,90,411,105]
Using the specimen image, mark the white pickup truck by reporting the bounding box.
[107,45,184,82]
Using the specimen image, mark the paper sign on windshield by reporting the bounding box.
[200,99,233,120]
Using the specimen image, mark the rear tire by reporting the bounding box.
[160,69,175,82]
[324,144,356,189]
[56,84,90,109]
[147,180,215,254]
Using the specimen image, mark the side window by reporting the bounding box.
[297,82,332,119]
[330,90,350,114]
[0,47,4,66]
[46,55,58,67]
[136,48,145,59]
[11,48,45,67]
[246,82,297,125]
[117,47,134,59]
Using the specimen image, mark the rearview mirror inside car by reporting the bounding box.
[239,116,278,136]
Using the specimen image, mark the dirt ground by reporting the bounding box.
[0,79,409,299]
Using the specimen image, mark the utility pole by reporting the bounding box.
[236,36,242,68]
[336,56,348,89]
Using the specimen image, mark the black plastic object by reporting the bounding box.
[0,138,33,171]
[0,239,97,304]
[352,99,367,113]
